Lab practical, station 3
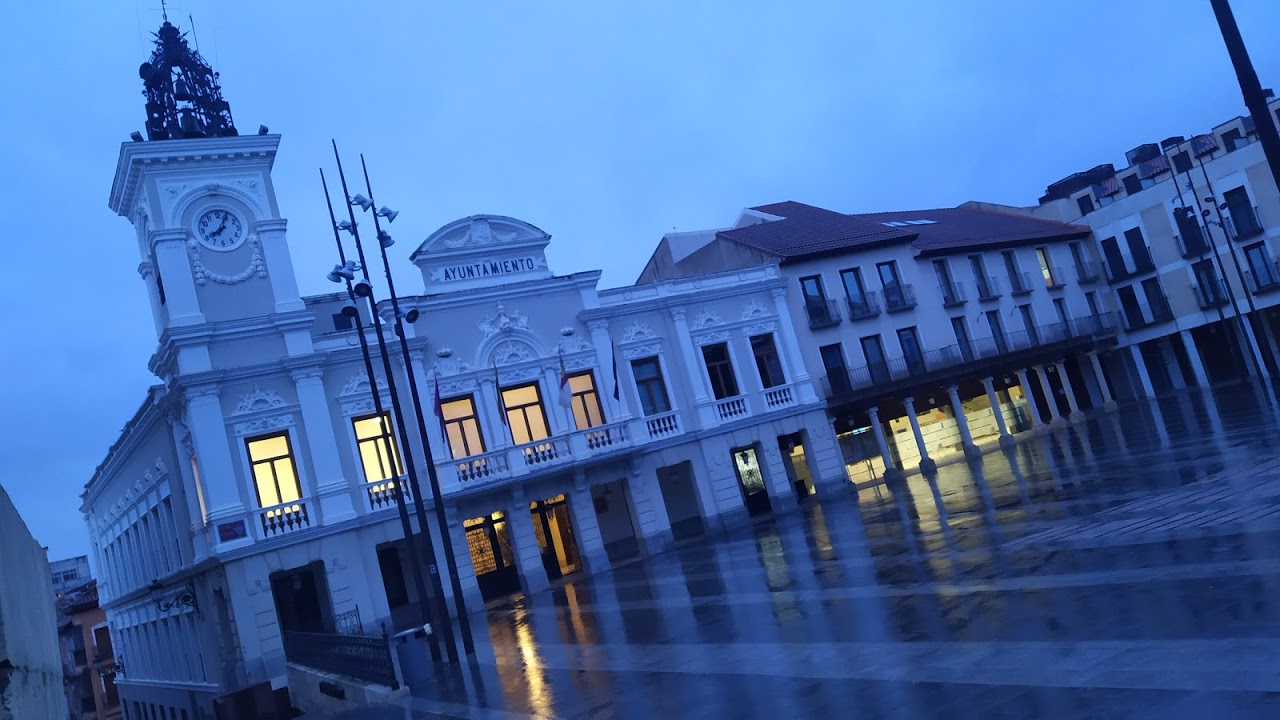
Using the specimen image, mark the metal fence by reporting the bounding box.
[283,629,399,689]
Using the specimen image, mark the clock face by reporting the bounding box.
[196,209,245,251]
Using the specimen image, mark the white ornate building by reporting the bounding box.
[80,19,840,719]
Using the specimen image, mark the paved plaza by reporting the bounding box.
[321,385,1280,718]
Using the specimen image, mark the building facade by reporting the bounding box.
[56,581,121,720]
[1032,96,1280,395]
[0,484,64,720]
[81,19,840,719]
[640,201,1122,480]
[50,556,92,598]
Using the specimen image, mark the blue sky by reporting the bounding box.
[2,0,1279,562]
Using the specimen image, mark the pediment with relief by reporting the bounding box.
[417,215,550,255]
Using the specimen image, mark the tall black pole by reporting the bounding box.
[331,143,460,664]
[356,155,477,655]
[1194,151,1268,379]
[1209,0,1280,197]
[320,170,441,663]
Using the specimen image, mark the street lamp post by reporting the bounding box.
[1209,0,1280,198]
[329,146,461,663]
[352,154,476,656]
[320,169,445,663]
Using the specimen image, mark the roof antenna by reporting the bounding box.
[189,13,200,52]
[160,0,167,21]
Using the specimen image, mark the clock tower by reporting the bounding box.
[107,18,306,374]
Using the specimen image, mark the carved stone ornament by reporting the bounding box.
[692,310,724,330]
[439,378,479,395]
[492,339,534,365]
[339,373,387,397]
[477,304,529,338]
[621,321,657,342]
[233,414,295,437]
[623,342,661,359]
[743,321,777,336]
[694,330,731,345]
[742,299,770,320]
[432,349,475,376]
[188,235,267,285]
[441,217,520,249]
[232,386,287,416]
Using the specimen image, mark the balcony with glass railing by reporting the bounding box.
[821,313,1120,404]
[1122,301,1175,331]
[1192,279,1230,310]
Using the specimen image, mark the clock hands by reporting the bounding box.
[210,214,228,239]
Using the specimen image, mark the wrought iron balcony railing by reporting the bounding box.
[804,299,842,329]
[939,282,966,307]
[882,284,918,312]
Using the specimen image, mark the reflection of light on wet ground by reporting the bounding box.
[362,385,1280,719]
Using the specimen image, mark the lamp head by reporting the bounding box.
[337,219,356,234]
[353,279,373,297]
[403,308,420,323]
[258,125,269,135]
[129,131,144,142]
[377,229,394,248]
[341,300,359,318]
[326,263,356,283]
[377,206,399,223]
[350,194,374,212]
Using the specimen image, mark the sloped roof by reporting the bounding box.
[715,201,1091,261]
[716,201,917,260]
[858,206,1093,253]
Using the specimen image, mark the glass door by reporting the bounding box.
[861,335,890,383]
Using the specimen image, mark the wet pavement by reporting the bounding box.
[317,385,1280,718]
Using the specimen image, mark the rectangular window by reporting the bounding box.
[1076,194,1095,216]
[1117,286,1144,328]
[701,342,740,400]
[352,413,402,483]
[1172,151,1192,174]
[876,261,902,289]
[1245,242,1277,288]
[1018,304,1038,344]
[1035,247,1057,286]
[1122,174,1143,194]
[376,545,409,608]
[332,313,353,332]
[951,317,973,361]
[1141,277,1170,319]
[631,357,671,416]
[839,267,867,305]
[985,310,1008,353]
[1100,236,1125,279]
[441,396,486,459]
[1124,227,1151,269]
[567,372,605,430]
[502,383,551,446]
[819,343,850,395]
[1225,186,1262,238]
[969,254,993,297]
[1223,128,1244,151]
[750,334,786,389]
[246,433,302,508]
[799,275,827,304]
[1001,249,1021,277]
[1053,297,1069,328]
[897,326,925,375]
[860,335,889,384]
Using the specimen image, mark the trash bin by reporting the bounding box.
[393,624,434,688]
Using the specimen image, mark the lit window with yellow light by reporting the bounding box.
[353,413,402,483]
[441,396,486,460]
[568,372,605,430]
[502,383,550,446]
[245,433,302,508]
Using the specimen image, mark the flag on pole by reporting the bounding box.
[432,371,451,457]
[611,341,621,401]
[493,362,508,427]
[557,352,573,409]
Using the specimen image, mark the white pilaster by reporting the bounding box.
[292,366,356,523]
[567,475,609,575]
[254,218,306,313]
[1178,331,1211,390]
[506,497,549,595]
[183,385,250,551]
[771,287,818,403]
[152,229,204,326]
[867,407,898,475]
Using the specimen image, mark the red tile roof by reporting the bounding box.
[717,201,917,260]
[715,201,1091,261]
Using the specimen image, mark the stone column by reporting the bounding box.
[478,374,509,451]
[291,365,357,524]
[1054,359,1085,422]
[946,385,981,459]
[184,385,250,551]
[671,307,710,403]
[1260,317,1280,377]
[1036,365,1065,428]
[1088,351,1118,411]
[901,396,936,475]
[628,464,674,554]
[982,377,1016,449]
[1130,344,1156,398]
[1016,367,1046,432]
[771,287,818,403]
[567,474,610,575]
[1179,330,1211,390]
[867,406,900,479]
[1161,339,1187,390]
